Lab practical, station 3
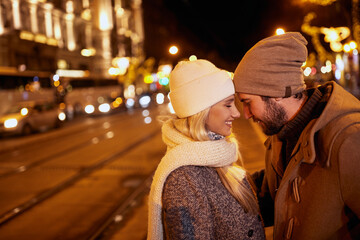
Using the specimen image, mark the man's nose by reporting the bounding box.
[243,106,252,120]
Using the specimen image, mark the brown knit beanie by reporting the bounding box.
[233,32,308,97]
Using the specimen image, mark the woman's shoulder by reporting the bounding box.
[166,166,217,185]
[162,166,224,213]
[163,166,218,198]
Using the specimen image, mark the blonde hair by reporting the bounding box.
[162,109,259,215]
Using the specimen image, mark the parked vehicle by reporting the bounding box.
[0,101,66,136]
[0,68,56,116]
[59,77,125,117]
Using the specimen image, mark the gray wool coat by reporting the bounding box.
[162,165,265,240]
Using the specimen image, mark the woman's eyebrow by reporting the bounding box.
[225,98,235,103]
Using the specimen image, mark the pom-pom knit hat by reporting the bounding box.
[169,59,234,118]
[233,32,308,98]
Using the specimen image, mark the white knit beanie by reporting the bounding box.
[169,59,234,118]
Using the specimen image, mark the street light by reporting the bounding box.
[169,45,179,55]
[276,28,285,35]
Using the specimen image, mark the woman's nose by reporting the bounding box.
[232,106,241,119]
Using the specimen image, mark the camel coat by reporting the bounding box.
[259,82,360,239]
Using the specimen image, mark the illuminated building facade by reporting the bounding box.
[0,0,144,78]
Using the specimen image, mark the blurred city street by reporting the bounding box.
[0,0,358,239]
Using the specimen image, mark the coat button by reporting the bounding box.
[248,229,254,237]
[286,218,294,239]
[292,177,301,203]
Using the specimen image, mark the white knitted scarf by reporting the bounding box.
[147,119,238,240]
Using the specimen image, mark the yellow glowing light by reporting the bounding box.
[350,41,357,50]
[57,60,68,69]
[34,34,47,44]
[304,67,312,77]
[4,119,18,128]
[144,75,154,84]
[66,0,74,13]
[100,12,111,31]
[157,71,165,79]
[302,12,348,62]
[276,28,285,35]
[58,112,66,121]
[108,67,121,76]
[189,55,197,61]
[331,42,344,52]
[321,27,350,52]
[20,31,34,41]
[116,57,130,69]
[56,69,88,78]
[116,7,125,17]
[47,38,58,46]
[59,103,66,110]
[344,44,351,53]
[300,0,337,6]
[12,0,21,29]
[44,4,54,38]
[169,46,179,55]
[158,64,172,75]
[115,97,123,105]
[81,48,96,57]
[81,9,92,21]
[20,108,29,116]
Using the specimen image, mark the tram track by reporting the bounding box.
[86,172,153,240]
[0,111,127,156]
[0,113,133,179]
[0,127,160,227]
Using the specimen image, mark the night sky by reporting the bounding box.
[142,0,352,70]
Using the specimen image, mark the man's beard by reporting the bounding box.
[260,99,288,136]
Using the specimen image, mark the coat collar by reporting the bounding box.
[297,82,360,166]
[265,82,360,167]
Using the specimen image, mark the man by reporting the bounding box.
[233,32,360,239]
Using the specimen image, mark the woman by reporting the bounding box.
[148,60,265,240]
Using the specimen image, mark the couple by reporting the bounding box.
[148,32,360,239]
